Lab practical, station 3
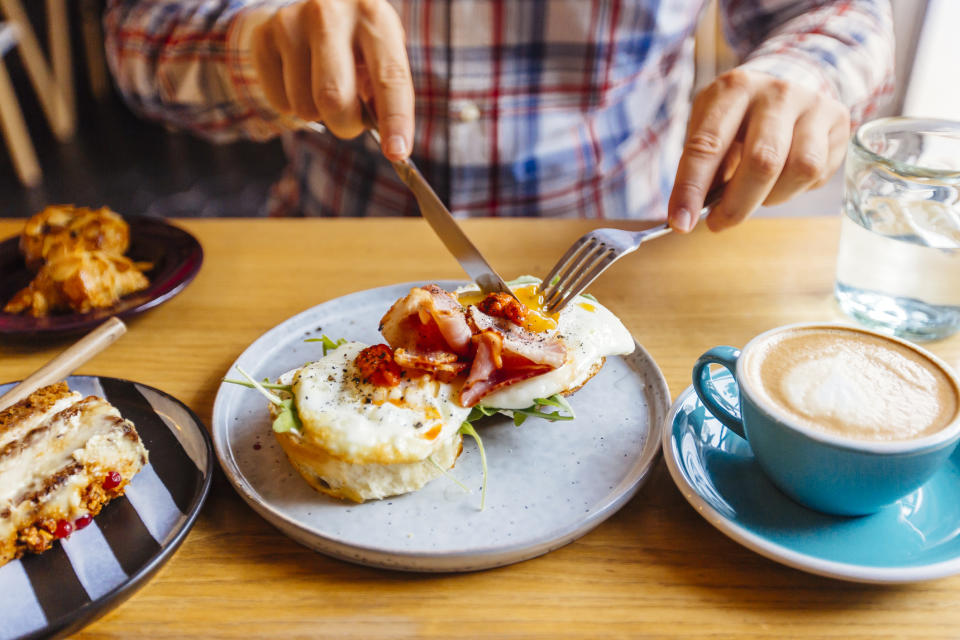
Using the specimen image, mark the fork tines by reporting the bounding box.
[539,238,617,313]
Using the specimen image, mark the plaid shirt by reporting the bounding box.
[105,0,893,218]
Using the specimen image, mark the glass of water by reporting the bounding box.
[835,117,960,341]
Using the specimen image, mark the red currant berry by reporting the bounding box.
[74,514,93,530]
[102,471,122,490]
[55,519,74,539]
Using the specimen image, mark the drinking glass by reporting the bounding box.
[835,117,960,341]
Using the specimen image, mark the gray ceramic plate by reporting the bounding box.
[212,281,669,572]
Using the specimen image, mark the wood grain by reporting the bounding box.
[2,217,959,640]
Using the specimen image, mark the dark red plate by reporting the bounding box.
[0,217,203,338]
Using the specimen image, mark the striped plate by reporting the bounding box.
[0,376,213,640]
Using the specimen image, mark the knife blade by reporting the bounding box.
[358,105,518,299]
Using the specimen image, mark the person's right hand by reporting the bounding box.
[248,0,414,161]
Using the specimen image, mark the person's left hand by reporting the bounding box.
[667,68,851,233]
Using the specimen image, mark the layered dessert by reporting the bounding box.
[0,382,149,566]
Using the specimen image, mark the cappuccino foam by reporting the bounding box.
[744,327,958,441]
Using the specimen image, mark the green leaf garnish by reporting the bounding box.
[272,397,302,433]
[579,292,598,303]
[234,366,283,405]
[427,456,470,493]
[304,334,348,355]
[229,367,302,434]
[458,421,488,510]
[533,394,575,417]
[474,394,575,427]
[222,378,293,392]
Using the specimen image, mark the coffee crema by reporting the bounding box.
[743,327,959,441]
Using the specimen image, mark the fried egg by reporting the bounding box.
[456,277,635,410]
[289,341,470,465]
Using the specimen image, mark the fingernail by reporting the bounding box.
[674,207,693,233]
[384,135,408,158]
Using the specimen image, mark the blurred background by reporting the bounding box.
[0,0,949,219]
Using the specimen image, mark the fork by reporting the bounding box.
[538,183,725,314]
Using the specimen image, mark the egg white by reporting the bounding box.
[291,341,470,465]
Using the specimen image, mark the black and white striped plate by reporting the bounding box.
[0,376,213,640]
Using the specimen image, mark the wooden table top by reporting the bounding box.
[2,216,959,639]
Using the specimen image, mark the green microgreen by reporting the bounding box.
[458,421,488,511]
[227,366,302,434]
[579,293,598,303]
[234,366,283,405]
[427,456,471,493]
[304,334,348,355]
[475,394,575,428]
[222,379,293,392]
[271,397,302,433]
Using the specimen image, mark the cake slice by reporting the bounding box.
[0,382,149,567]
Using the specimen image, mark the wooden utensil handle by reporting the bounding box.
[0,316,126,411]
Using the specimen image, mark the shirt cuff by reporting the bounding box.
[738,53,841,103]
[226,2,301,140]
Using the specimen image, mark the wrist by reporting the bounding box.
[226,4,301,136]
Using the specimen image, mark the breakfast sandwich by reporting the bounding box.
[0,382,149,567]
[230,277,634,504]
[267,342,469,503]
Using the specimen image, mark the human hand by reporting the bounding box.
[668,68,850,232]
[248,0,414,161]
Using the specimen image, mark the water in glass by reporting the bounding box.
[835,119,960,341]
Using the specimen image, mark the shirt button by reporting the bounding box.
[457,102,481,123]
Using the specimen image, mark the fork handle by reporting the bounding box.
[638,182,726,243]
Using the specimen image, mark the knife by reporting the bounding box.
[356,104,519,299]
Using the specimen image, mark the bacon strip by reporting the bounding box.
[378,285,568,407]
[380,285,473,356]
[460,331,556,407]
[467,307,566,368]
[393,348,467,380]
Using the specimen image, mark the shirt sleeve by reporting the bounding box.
[718,0,895,125]
[103,0,297,142]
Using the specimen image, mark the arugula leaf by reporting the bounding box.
[229,367,302,434]
[304,335,348,355]
[579,292,598,303]
[458,421,488,510]
[271,398,302,433]
[475,393,575,427]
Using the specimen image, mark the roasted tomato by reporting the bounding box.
[355,344,405,387]
[477,292,527,326]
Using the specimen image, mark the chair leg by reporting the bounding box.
[47,0,75,121]
[0,56,41,187]
[0,0,74,141]
[79,0,108,101]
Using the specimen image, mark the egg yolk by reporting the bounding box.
[458,284,558,333]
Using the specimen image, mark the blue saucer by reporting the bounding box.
[663,370,960,583]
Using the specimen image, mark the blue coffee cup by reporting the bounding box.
[692,324,960,516]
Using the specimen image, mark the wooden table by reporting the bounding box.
[3,217,959,639]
